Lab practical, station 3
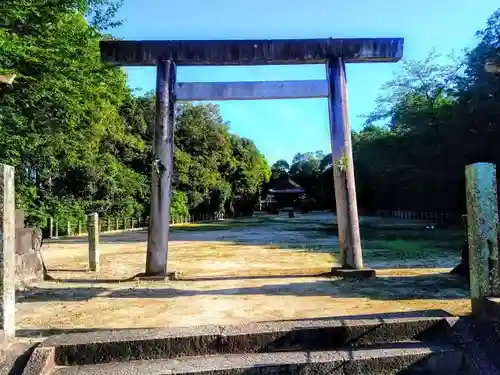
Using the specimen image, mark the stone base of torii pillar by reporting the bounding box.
[330,267,376,278]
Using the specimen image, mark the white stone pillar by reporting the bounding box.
[0,164,15,346]
[88,213,100,272]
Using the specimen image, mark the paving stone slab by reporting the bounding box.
[48,344,463,375]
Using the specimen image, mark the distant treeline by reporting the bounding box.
[0,0,270,227]
[269,8,500,217]
[3,1,500,226]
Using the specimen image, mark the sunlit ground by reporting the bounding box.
[16,212,470,343]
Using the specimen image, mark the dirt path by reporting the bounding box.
[17,213,470,341]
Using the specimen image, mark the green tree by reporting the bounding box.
[271,159,290,179]
[0,0,142,225]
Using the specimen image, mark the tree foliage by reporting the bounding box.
[5,1,500,225]
[0,0,270,226]
[267,8,500,217]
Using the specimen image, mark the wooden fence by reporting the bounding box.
[372,210,458,223]
[45,212,226,238]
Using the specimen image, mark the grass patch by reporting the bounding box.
[360,227,463,241]
[296,223,463,262]
[363,239,454,259]
[271,237,458,262]
[361,228,463,259]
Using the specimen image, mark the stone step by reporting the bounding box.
[46,342,465,375]
[38,316,454,366]
[0,342,35,375]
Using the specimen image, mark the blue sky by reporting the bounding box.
[113,0,499,165]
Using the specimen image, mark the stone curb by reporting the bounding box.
[21,346,54,375]
[38,316,451,366]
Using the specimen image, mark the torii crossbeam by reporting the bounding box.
[100,37,404,277]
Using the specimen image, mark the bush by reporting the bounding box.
[170,190,189,219]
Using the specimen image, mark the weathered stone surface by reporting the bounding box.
[100,38,404,66]
[219,317,449,354]
[340,344,463,375]
[48,344,463,375]
[327,58,364,271]
[15,228,33,255]
[41,326,222,365]
[14,227,44,290]
[146,60,176,277]
[473,297,500,322]
[15,227,42,255]
[0,342,35,375]
[87,213,99,272]
[131,271,178,281]
[445,315,500,374]
[40,317,450,365]
[21,346,55,375]
[11,315,476,375]
[450,240,470,280]
[330,267,376,278]
[31,227,42,251]
[15,209,24,229]
[15,250,44,290]
[175,80,329,102]
[340,318,451,347]
[0,164,16,344]
[47,217,54,238]
[52,351,344,375]
[465,163,500,307]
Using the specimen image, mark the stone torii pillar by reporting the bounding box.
[0,164,15,350]
[327,57,368,276]
[145,60,176,276]
[99,37,404,277]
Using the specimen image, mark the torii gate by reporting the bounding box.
[100,38,404,277]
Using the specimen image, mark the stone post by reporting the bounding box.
[146,60,176,277]
[0,164,16,346]
[48,217,54,238]
[465,163,499,312]
[87,212,100,272]
[326,58,374,278]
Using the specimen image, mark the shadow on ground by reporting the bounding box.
[17,286,107,302]
[43,272,333,284]
[17,272,469,303]
[14,309,453,339]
